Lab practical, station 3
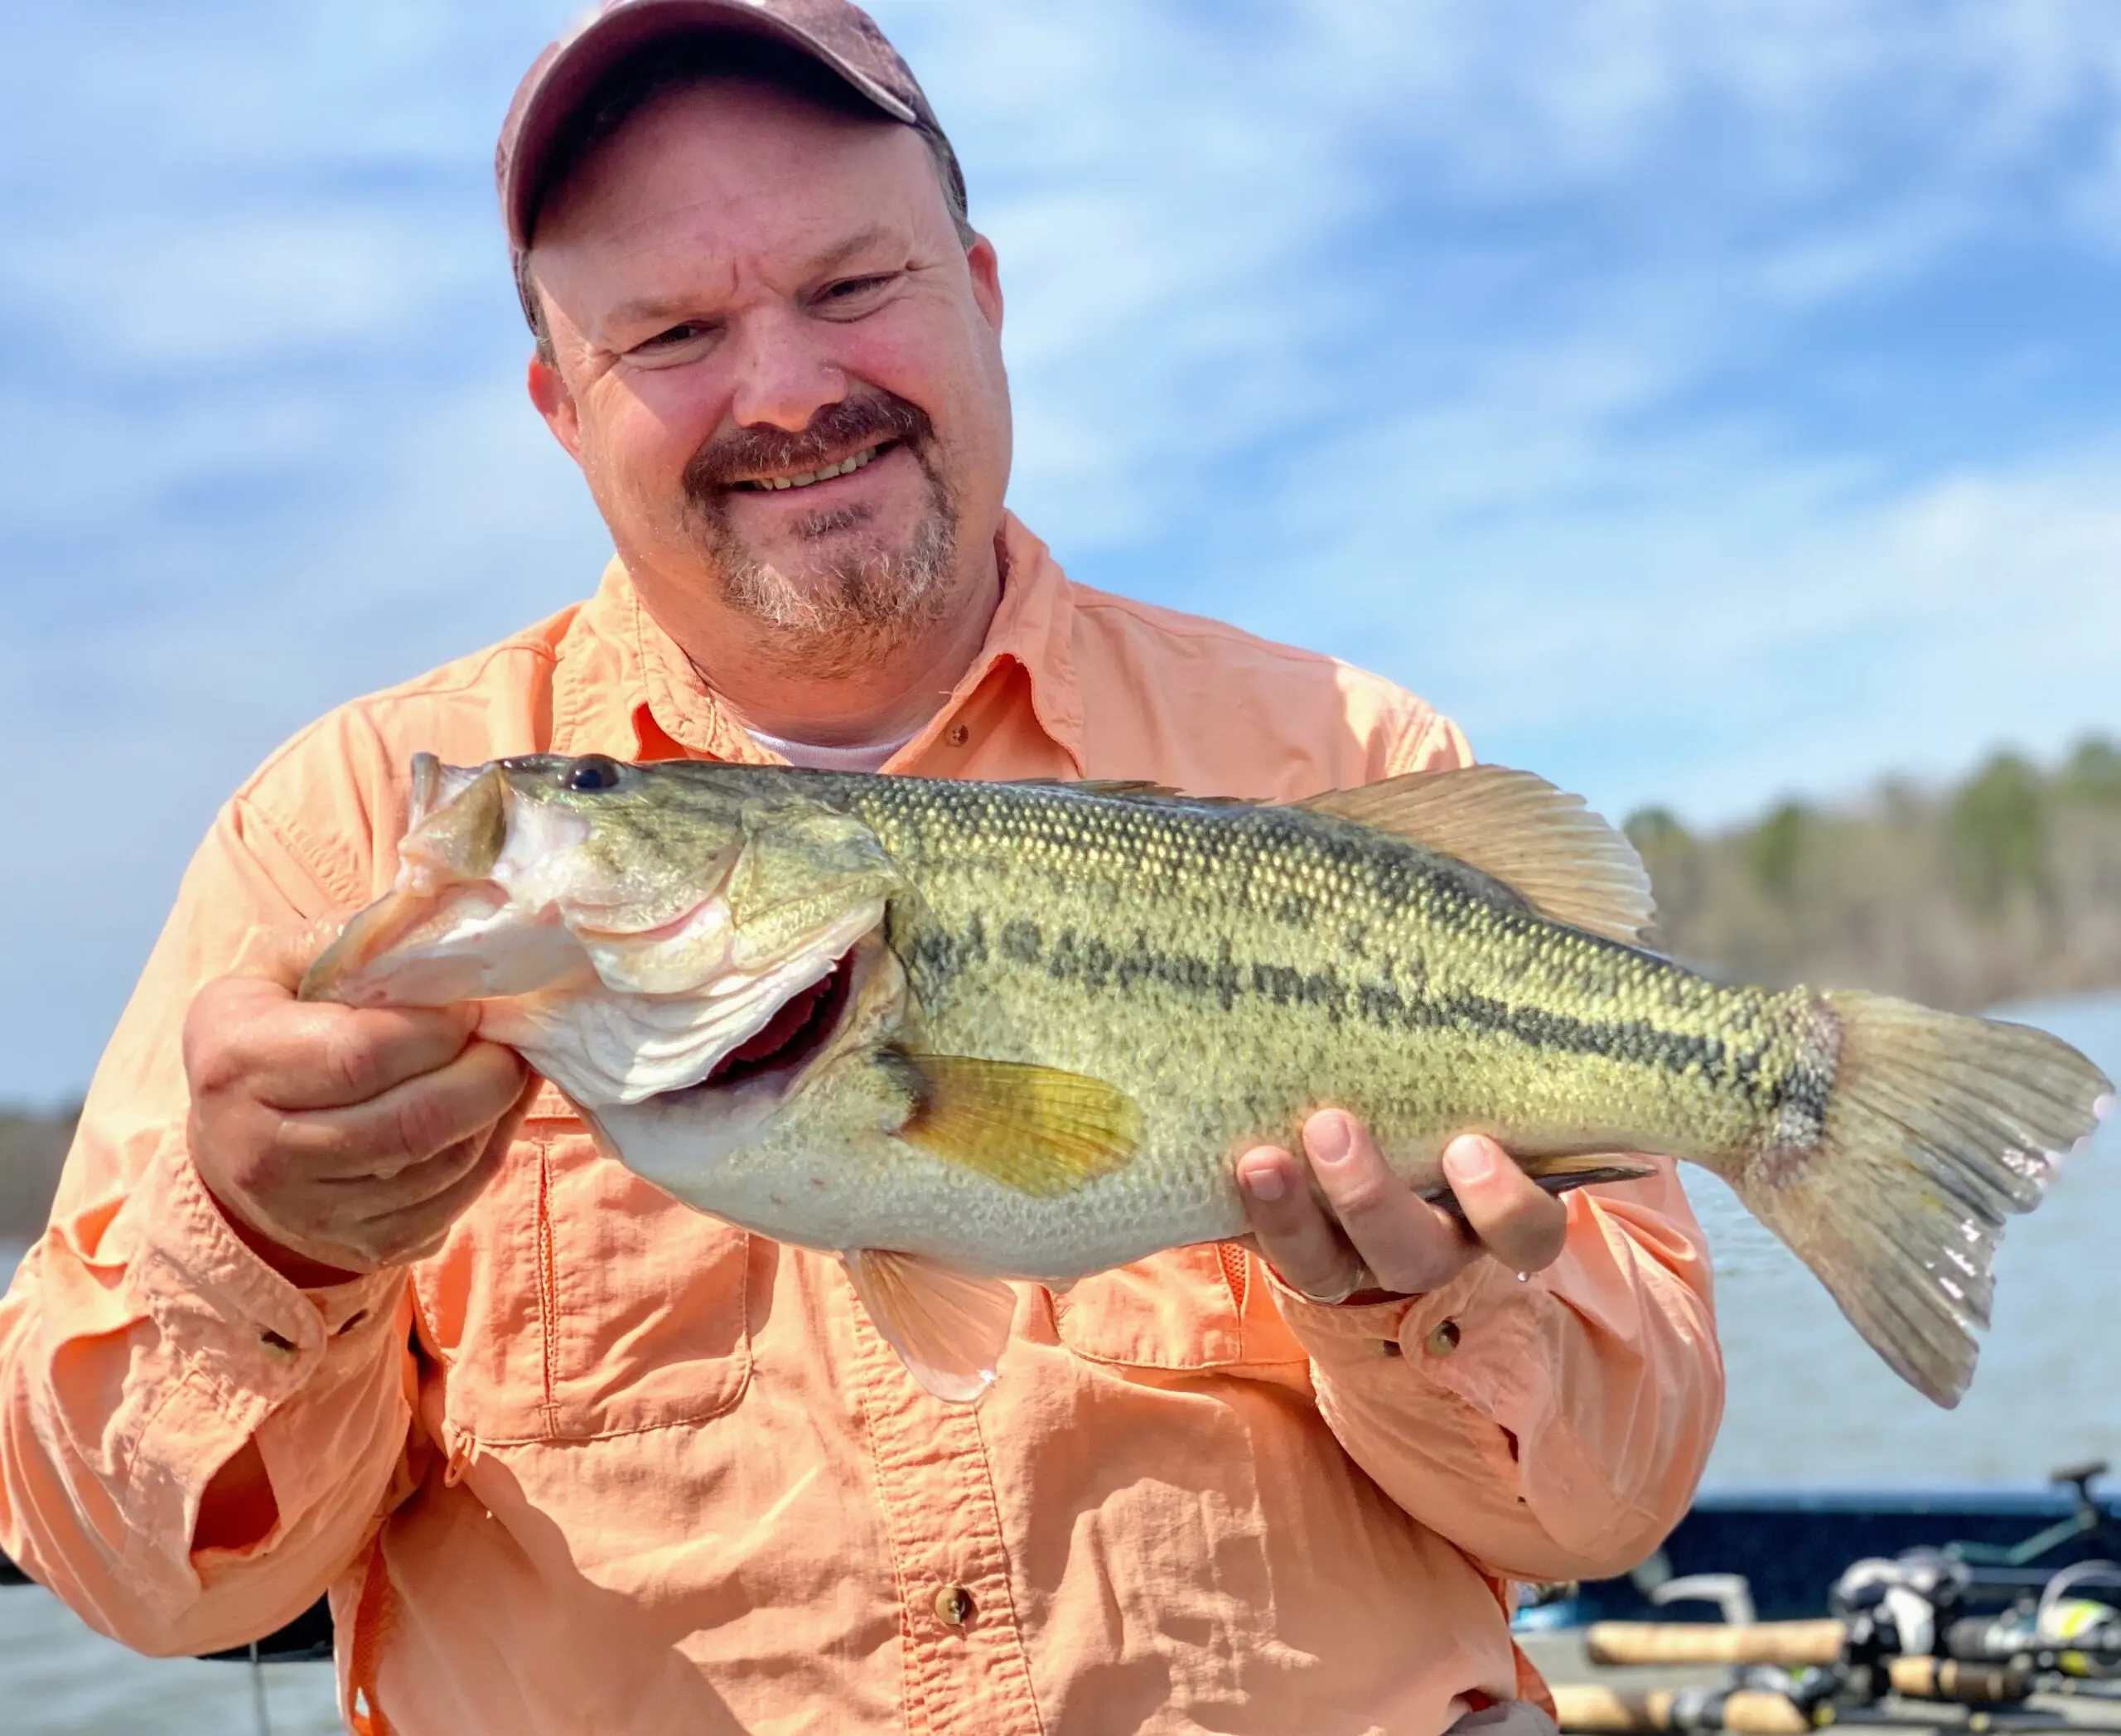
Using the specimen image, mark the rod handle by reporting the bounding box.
[1584,1620,1848,1668]
[1552,1685,1811,1734]
[1721,1692,1814,1735]
[1886,1656,2029,1704]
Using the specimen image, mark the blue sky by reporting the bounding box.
[6,0,2121,1102]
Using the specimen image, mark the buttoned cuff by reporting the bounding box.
[109,1142,405,1598]
[1265,1256,1566,1429]
[1268,1256,1659,1557]
[1263,1255,1495,1366]
[133,1141,403,1384]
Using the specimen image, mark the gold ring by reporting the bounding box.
[1299,1261,1375,1306]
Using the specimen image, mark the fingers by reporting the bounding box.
[273,1041,529,1177]
[1302,1111,1477,1297]
[189,974,482,1112]
[1235,1114,1575,1305]
[1236,1142,1366,1301]
[1444,1134,1570,1274]
[365,1140,515,1266]
[184,955,533,1279]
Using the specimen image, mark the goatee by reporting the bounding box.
[679,391,960,678]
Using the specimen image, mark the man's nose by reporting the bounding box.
[726,307,848,433]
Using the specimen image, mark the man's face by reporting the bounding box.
[526,79,1011,677]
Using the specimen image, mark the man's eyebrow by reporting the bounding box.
[606,293,708,331]
[602,229,903,331]
[805,225,899,278]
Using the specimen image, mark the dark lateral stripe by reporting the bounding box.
[900,915,1772,1097]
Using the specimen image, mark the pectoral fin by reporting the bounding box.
[887,1052,1143,1197]
[841,1248,1019,1404]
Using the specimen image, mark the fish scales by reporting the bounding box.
[302,752,2114,1407]
[843,775,1790,1187]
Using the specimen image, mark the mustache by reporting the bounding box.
[682,392,935,496]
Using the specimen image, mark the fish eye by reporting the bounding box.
[563,754,624,793]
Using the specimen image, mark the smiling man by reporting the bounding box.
[0,4,1722,1734]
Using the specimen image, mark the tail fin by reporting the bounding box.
[1729,991,2111,1408]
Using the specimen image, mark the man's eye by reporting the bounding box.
[820,274,895,305]
[632,322,713,355]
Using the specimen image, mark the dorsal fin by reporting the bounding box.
[1297,765,1656,945]
[1000,777,1252,806]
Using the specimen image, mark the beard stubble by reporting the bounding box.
[678,390,962,679]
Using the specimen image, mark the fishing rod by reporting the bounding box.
[1558,1555,2121,1734]
[1546,1471,2121,1736]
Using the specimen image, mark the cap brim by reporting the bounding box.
[500,0,919,251]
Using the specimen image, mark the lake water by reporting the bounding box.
[1698,989,2121,1488]
[2,991,2117,1731]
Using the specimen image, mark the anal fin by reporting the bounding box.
[1423,1151,1659,1218]
[841,1248,1018,1404]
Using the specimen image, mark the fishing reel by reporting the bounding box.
[1832,1544,2121,1690]
[1943,1563,2121,1683]
[1830,1548,1971,1663]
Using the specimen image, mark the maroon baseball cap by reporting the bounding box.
[496,0,961,256]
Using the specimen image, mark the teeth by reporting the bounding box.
[748,445,882,492]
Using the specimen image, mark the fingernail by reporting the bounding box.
[1244,1165,1287,1203]
[1307,1112,1353,1166]
[1447,1137,1497,1182]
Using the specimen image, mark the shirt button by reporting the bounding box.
[947,723,970,747]
[934,1584,976,1628]
[1424,1318,1462,1357]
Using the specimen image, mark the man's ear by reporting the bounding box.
[967,234,1003,337]
[528,352,583,462]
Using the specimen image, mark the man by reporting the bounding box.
[0,4,1722,1732]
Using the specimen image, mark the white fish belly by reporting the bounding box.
[597,1095,1248,1279]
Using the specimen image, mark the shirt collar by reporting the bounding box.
[549,511,1085,774]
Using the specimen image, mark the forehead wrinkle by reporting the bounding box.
[572,217,912,342]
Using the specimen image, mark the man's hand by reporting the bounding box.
[1236,1110,1569,1303]
[183,931,533,1285]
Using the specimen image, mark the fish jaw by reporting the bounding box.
[301,881,596,1008]
[300,765,602,1008]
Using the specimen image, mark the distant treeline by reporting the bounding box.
[0,1110,75,1254]
[1626,735,2121,1013]
[3,739,2117,1250]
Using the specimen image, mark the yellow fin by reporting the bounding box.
[841,1248,1018,1403]
[1297,765,1656,945]
[887,1053,1143,1197]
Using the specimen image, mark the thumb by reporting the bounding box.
[228,915,349,993]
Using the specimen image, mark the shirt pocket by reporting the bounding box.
[1051,1243,1309,1378]
[416,1100,756,1446]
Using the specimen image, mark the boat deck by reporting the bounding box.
[1520,1632,2121,1734]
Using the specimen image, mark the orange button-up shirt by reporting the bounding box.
[0,516,1722,1735]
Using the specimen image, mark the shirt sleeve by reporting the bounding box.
[0,766,418,1659]
[1270,1160,1724,1584]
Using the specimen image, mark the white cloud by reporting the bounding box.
[7,0,2121,1097]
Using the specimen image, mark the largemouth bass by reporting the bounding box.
[302,752,2112,1408]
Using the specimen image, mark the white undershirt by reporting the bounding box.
[746,727,914,775]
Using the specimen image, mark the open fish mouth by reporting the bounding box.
[595,931,907,1185]
[672,945,862,1100]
